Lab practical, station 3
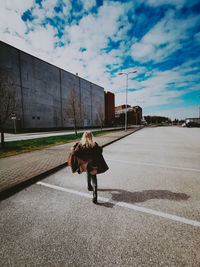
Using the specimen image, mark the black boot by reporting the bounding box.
[91,175,97,204]
[87,173,93,191]
[93,186,97,204]
[88,185,93,191]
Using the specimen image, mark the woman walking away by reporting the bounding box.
[68,131,109,204]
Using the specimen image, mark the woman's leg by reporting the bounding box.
[87,172,92,191]
[91,175,97,204]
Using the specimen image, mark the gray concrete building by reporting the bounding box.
[0,41,104,130]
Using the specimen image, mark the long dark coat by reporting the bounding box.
[68,142,109,175]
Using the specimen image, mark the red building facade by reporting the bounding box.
[115,105,142,125]
[104,91,115,126]
[115,104,131,111]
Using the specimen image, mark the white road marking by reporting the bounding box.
[37,181,200,227]
[106,158,200,172]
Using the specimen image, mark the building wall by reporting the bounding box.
[115,104,131,111]
[20,52,62,128]
[0,42,23,129]
[115,105,142,125]
[133,106,142,124]
[61,70,80,127]
[104,91,115,126]
[91,83,104,126]
[80,78,92,127]
[0,41,104,129]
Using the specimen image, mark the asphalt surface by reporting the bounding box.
[0,126,200,266]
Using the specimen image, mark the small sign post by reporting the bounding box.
[11,114,16,134]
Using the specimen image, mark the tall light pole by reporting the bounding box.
[118,71,137,131]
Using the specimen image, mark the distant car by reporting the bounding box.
[186,121,200,127]
[183,119,200,127]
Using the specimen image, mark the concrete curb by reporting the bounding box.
[0,126,144,200]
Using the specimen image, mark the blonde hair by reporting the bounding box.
[80,131,95,148]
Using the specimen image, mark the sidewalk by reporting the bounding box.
[0,127,143,196]
[4,126,125,142]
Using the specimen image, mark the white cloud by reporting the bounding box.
[39,0,57,18]
[27,24,57,53]
[131,42,154,59]
[0,0,33,37]
[81,0,96,11]
[0,10,26,37]
[1,0,35,14]
[131,10,200,63]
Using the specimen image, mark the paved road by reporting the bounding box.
[1,126,200,266]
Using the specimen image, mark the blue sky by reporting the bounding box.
[1,0,200,119]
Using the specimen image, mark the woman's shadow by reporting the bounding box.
[97,188,190,208]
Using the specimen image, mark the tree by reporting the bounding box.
[63,88,84,135]
[0,67,18,148]
[144,115,171,125]
[96,105,104,131]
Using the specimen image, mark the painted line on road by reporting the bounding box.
[37,181,200,227]
[106,158,200,173]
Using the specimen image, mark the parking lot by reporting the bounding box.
[1,126,200,266]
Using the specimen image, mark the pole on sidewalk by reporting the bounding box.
[13,119,16,134]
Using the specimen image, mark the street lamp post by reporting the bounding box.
[118,71,137,131]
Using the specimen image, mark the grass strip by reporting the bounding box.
[0,130,117,158]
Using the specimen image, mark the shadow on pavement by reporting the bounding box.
[97,189,190,208]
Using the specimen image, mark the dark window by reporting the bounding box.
[32,116,35,120]
[37,116,40,120]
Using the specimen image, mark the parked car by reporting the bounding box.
[184,119,200,127]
